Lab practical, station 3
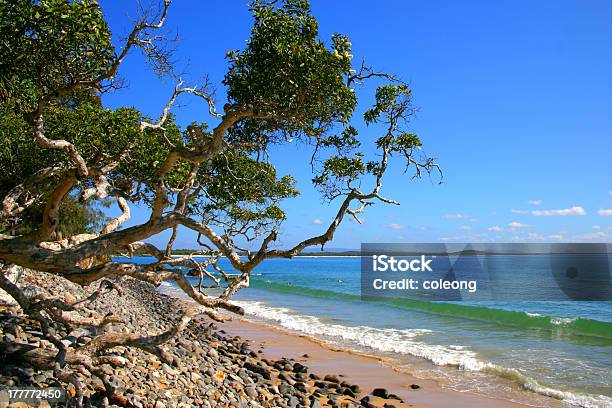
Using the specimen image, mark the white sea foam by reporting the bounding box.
[235,300,612,408]
[551,317,578,325]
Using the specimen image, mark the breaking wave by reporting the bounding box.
[235,300,612,408]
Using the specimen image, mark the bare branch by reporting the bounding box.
[33,101,88,178]
[140,79,221,134]
[99,0,172,83]
[165,226,179,257]
[348,59,403,86]
[2,166,64,222]
[101,197,131,235]
[78,306,202,363]
[36,174,78,242]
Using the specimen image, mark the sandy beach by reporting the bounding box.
[221,316,561,408]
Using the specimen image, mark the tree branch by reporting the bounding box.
[101,197,131,235]
[36,174,77,242]
[78,306,201,363]
[98,0,172,83]
[33,99,89,178]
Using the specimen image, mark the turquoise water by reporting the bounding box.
[120,256,612,407]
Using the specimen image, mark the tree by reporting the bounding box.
[0,0,441,405]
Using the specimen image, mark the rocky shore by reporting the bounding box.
[0,270,416,407]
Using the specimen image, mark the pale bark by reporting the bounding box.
[0,2,444,405]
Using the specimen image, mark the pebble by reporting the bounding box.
[0,269,404,408]
[372,388,389,398]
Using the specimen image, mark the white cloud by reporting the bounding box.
[312,219,323,225]
[548,234,564,241]
[609,190,612,195]
[444,214,468,219]
[574,231,611,241]
[527,233,546,241]
[508,221,529,230]
[469,218,479,222]
[598,209,612,216]
[439,236,462,241]
[528,200,543,205]
[511,209,529,214]
[487,226,503,232]
[531,206,586,216]
[387,223,406,230]
[459,225,472,230]
[526,233,566,242]
[593,225,601,230]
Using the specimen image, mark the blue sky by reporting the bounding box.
[99,0,612,249]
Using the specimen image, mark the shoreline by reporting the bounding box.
[158,284,567,408]
[214,298,612,408]
[219,315,546,408]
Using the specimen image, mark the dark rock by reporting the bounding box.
[293,362,308,373]
[372,388,389,398]
[279,371,295,384]
[294,382,308,393]
[360,396,376,408]
[410,383,421,389]
[314,381,329,390]
[324,374,340,383]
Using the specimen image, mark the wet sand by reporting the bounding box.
[221,317,563,408]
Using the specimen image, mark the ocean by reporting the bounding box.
[118,256,612,408]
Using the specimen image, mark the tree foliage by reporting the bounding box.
[224,0,356,144]
[0,1,441,405]
[0,0,443,307]
[0,0,115,109]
